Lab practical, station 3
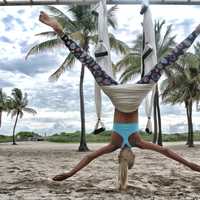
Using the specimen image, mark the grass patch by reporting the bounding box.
[0,135,12,143]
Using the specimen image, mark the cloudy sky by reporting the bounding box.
[0,3,200,135]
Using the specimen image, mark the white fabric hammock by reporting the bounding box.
[102,83,154,113]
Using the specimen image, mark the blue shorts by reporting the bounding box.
[113,122,139,148]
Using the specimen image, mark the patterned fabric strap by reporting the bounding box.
[137,30,199,84]
[60,34,118,86]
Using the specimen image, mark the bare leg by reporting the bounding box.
[53,143,119,181]
[130,133,200,172]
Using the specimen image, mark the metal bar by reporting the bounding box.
[0,0,99,6]
[109,0,200,4]
[1,0,200,6]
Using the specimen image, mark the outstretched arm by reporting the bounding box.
[137,24,200,84]
[53,143,119,181]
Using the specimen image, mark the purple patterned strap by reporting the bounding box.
[61,34,118,86]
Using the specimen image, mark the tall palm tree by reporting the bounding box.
[8,88,37,145]
[115,20,176,145]
[161,53,200,147]
[26,5,128,151]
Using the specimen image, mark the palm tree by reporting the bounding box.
[115,20,176,145]
[26,5,128,151]
[8,88,37,145]
[161,53,200,147]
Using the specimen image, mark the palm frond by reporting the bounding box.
[35,31,57,37]
[25,39,62,60]
[120,65,140,83]
[107,5,118,29]
[158,36,176,58]
[49,53,76,82]
[109,33,130,55]
[23,107,37,115]
[115,52,140,72]
[22,93,28,107]
[18,111,23,119]
[11,110,18,119]
[12,88,22,102]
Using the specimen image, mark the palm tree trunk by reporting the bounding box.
[156,86,162,146]
[12,111,19,145]
[153,90,158,144]
[0,111,2,128]
[0,88,2,128]
[188,101,194,147]
[185,101,190,146]
[78,64,89,152]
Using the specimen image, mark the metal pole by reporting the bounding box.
[0,0,200,6]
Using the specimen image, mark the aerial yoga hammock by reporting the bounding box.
[94,0,155,135]
[38,7,200,188]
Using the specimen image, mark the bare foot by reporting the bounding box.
[52,172,71,181]
[189,162,200,172]
[39,11,62,32]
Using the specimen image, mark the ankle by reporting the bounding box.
[53,26,63,34]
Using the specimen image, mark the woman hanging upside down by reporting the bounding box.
[39,11,200,182]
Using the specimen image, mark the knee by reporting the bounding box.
[160,147,170,155]
[135,140,145,149]
[85,153,96,161]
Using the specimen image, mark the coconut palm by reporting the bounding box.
[26,5,129,151]
[115,20,176,145]
[8,88,36,145]
[161,52,200,147]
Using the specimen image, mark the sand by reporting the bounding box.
[0,141,200,200]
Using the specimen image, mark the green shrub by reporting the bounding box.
[0,135,12,143]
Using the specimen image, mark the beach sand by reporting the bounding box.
[0,141,200,200]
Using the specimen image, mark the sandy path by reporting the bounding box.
[0,141,200,200]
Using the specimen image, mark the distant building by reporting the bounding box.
[16,132,44,141]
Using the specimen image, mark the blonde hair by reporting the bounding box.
[118,147,135,190]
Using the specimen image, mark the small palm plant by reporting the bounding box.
[8,88,37,145]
